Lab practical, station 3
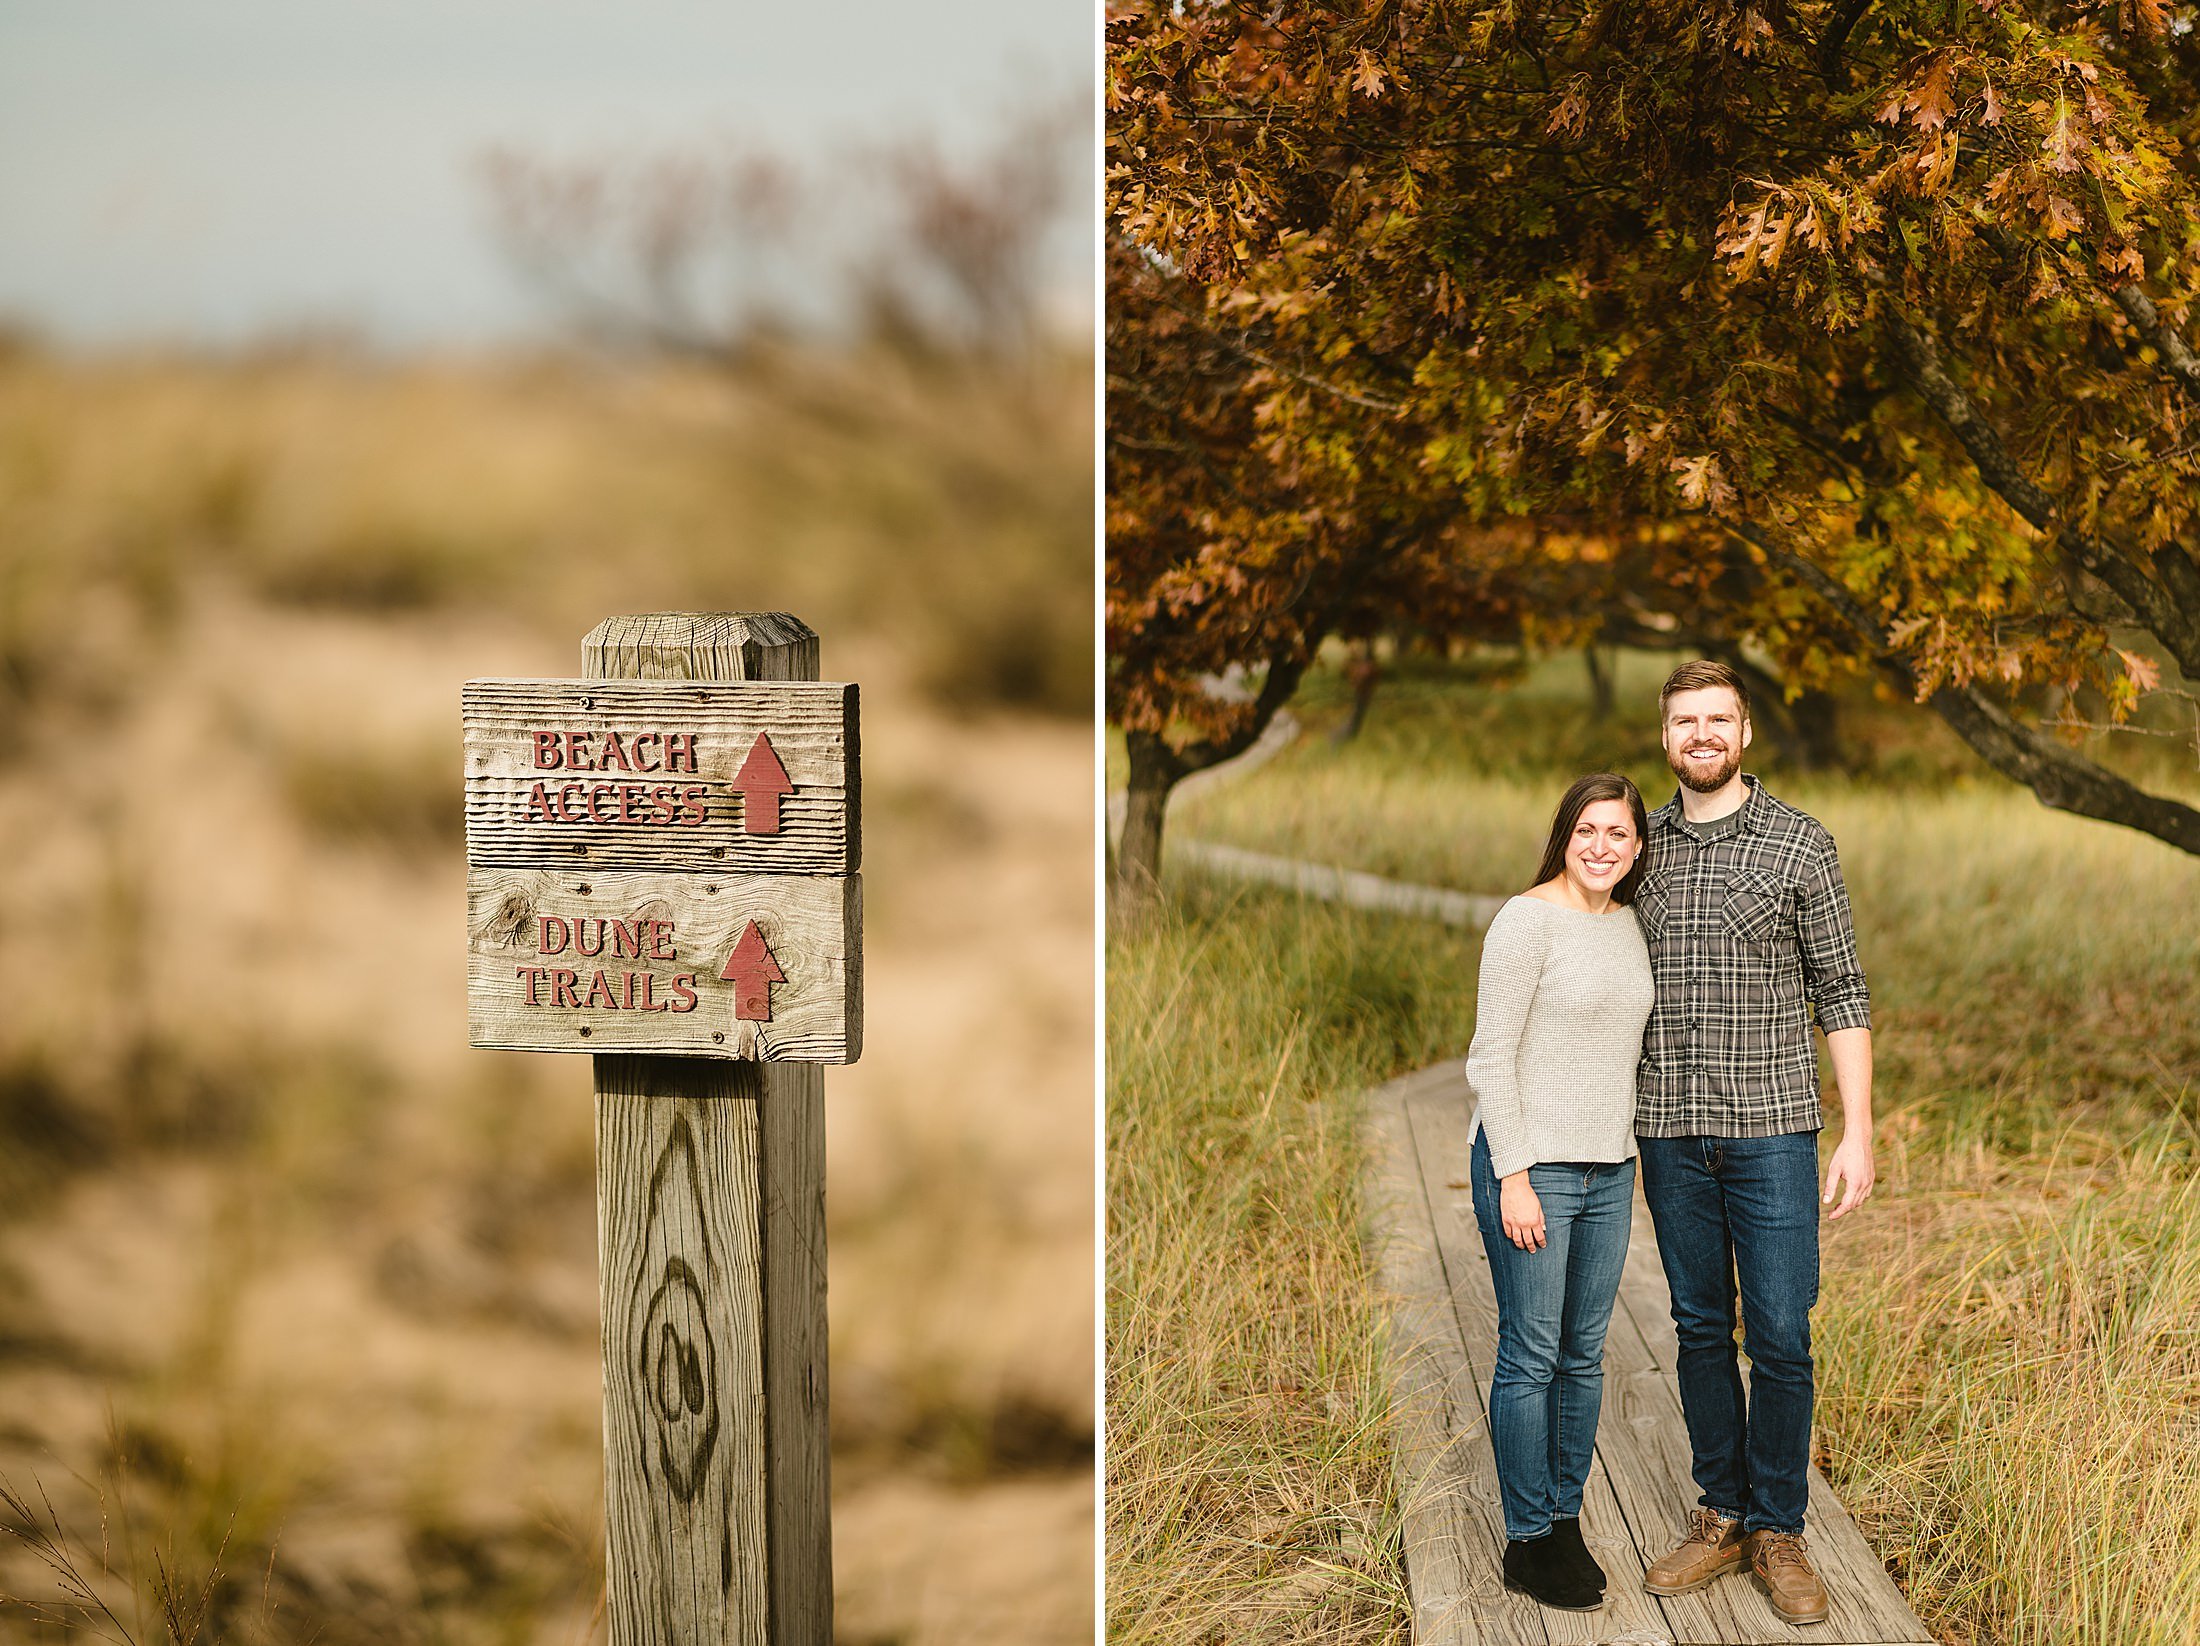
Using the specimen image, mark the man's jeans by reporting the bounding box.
[1468,1130,1634,1542]
[1637,1132,1820,1535]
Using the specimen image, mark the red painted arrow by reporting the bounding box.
[732,732,793,835]
[719,920,785,1022]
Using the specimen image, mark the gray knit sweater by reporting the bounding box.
[1464,895,1656,1178]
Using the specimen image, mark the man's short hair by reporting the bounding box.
[1659,659,1752,724]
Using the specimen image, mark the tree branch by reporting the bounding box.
[1170,644,1314,775]
[1166,519,1429,770]
[1725,518,2200,856]
[1965,226,2200,636]
[1761,405,1866,486]
[1118,237,1415,410]
[1884,314,2200,677]
[1978,217,2200,438]
[2110,282,2200,404]
[1817,0,1876,89]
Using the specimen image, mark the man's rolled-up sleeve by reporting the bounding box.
[1797,833,1870,1033]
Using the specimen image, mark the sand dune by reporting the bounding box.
[0,355,1092,1644]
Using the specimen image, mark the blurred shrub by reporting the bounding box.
[0,1052,109,1187]
[282,737,462,850]
[253,519,495,612]
[710,347,1093,714]
[0,1032,392,1219]
[831,1363,1093,1486]
[0,346,1090,721]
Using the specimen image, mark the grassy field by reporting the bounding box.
[0,344,1093,1645]
[1107,653,2200,1646]
[1108,884,1475,1645]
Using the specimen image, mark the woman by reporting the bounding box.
[1463,772,1654,1612]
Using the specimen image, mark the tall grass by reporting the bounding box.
[1823,1123,2200,1645]
[1115,656,2200,1646]
[1108,882,1478,1644]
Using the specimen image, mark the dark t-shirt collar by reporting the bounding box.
[1655,772,1765,842]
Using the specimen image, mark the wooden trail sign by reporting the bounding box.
[463,678,862,1060]
[465,612,853,1646]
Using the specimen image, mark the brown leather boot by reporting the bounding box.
[1642,1507,1744,1595]
[1743,1529,1830,1625]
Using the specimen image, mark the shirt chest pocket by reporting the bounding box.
[1632,873,1671,941]
[1722,867,1791,948]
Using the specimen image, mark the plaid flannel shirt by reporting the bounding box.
[1633,775,1871,1137]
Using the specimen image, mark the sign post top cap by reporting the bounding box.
[584,612,820,683]
[584,612,818,650]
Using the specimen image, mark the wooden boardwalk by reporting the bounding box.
[1367,1063,1934,1646]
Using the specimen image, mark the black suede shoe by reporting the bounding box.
[1502,1531,1603,1611]
[1548,1516,1607,1593]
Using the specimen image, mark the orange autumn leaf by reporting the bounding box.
[1908,57,1957,131]
[2118,648,2162,691]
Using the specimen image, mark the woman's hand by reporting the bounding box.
[1499,1172,1546,1251]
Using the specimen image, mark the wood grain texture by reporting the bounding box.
[585,612,820,682]
[1369,1061,1933,1646]
[597,1065,768,1645]
[760,1062,829,1646]
[463,679,859,875]
[588,614,834,1646]
[466,869,861,1061]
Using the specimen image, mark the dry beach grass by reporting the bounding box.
[1107,652,2200,1646]
[0,346,1093,1644]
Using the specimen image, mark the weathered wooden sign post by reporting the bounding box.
[463,612,859,1645]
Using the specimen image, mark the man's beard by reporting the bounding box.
[1668,742,1740,793]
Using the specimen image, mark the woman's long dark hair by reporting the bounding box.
[1529,772,1650,905]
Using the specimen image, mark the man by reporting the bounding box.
[1633,659,1875,1626]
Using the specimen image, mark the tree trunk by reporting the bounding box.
[1112,731,1185,923]
[1583,646,1615,722]
[1111,648,1314,918]
[1332,650,1382,744]
[1782,687,1845,771]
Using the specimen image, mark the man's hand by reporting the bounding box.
[1822,1131,1875,1219]
[1822,1026,1875,1220]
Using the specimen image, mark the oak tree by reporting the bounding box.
[1109,0,2200,855]
[1108,233,1592,906]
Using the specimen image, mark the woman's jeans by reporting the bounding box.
[1468,1130,1634,1542]
[1636,1132,1820,1535]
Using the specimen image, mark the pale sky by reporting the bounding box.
[0,0,1094,347]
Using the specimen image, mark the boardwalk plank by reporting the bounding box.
[1402,1087,1671,1646]
[1369,1064,1934,1646]
[1370,1070,1549,1646]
